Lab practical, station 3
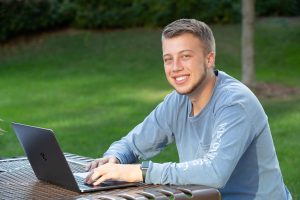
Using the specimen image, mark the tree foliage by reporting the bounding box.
[0,0,299,42]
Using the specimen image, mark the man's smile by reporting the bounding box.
[173,75,189,85]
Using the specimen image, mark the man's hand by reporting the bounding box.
[85,155,120,171]
[84,163,143,185]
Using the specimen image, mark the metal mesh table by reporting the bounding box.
[0,153,221,200]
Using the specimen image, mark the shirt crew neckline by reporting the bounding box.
[187,69,221,122]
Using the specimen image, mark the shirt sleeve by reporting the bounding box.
[146,103,256,188]
[103,94,176,164]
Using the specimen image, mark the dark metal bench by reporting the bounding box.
[0,153,221,200]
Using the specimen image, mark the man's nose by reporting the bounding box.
[172,58,183,72]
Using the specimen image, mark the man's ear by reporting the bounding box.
[206,52,215,68]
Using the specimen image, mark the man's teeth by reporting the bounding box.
[176,76,186,81]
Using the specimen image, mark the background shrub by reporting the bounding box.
[256,0,300,16]
[0,0,75,41]
[0,0,299,42]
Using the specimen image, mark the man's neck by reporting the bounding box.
[189,71,216,116]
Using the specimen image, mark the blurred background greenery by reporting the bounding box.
[1,0,300,42]
[0,0,299,199]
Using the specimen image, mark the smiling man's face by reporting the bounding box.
[162,33,214,96]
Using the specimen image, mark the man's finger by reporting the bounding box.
[98,157,109,165]
[92,161,100,168]
[88,159,103,171]
[93,174,110,186]
[85,162,92,171]
[84,171,93,184]
[85,170,102,185]
[85,156,116,171]
[85,161,97,171]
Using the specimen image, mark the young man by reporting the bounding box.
[85,19,292,200]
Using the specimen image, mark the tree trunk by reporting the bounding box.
[241,0,255,86]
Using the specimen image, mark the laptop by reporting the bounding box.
[12,122,141,192]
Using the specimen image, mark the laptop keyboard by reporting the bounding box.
[74,175,93,189]
[67,160,86,173]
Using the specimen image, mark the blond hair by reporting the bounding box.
[162,19,216,54]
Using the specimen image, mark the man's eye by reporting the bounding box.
[164,58,172,63]
[182,55,191,59]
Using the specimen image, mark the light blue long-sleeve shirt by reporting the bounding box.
[104,70,292,200]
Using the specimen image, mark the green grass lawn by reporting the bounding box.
[0,18,299,198]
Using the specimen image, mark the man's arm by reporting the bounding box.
[99,93,177,164]
[145,104,257,188]
[85,93,177,184]
[86,103,257,187]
